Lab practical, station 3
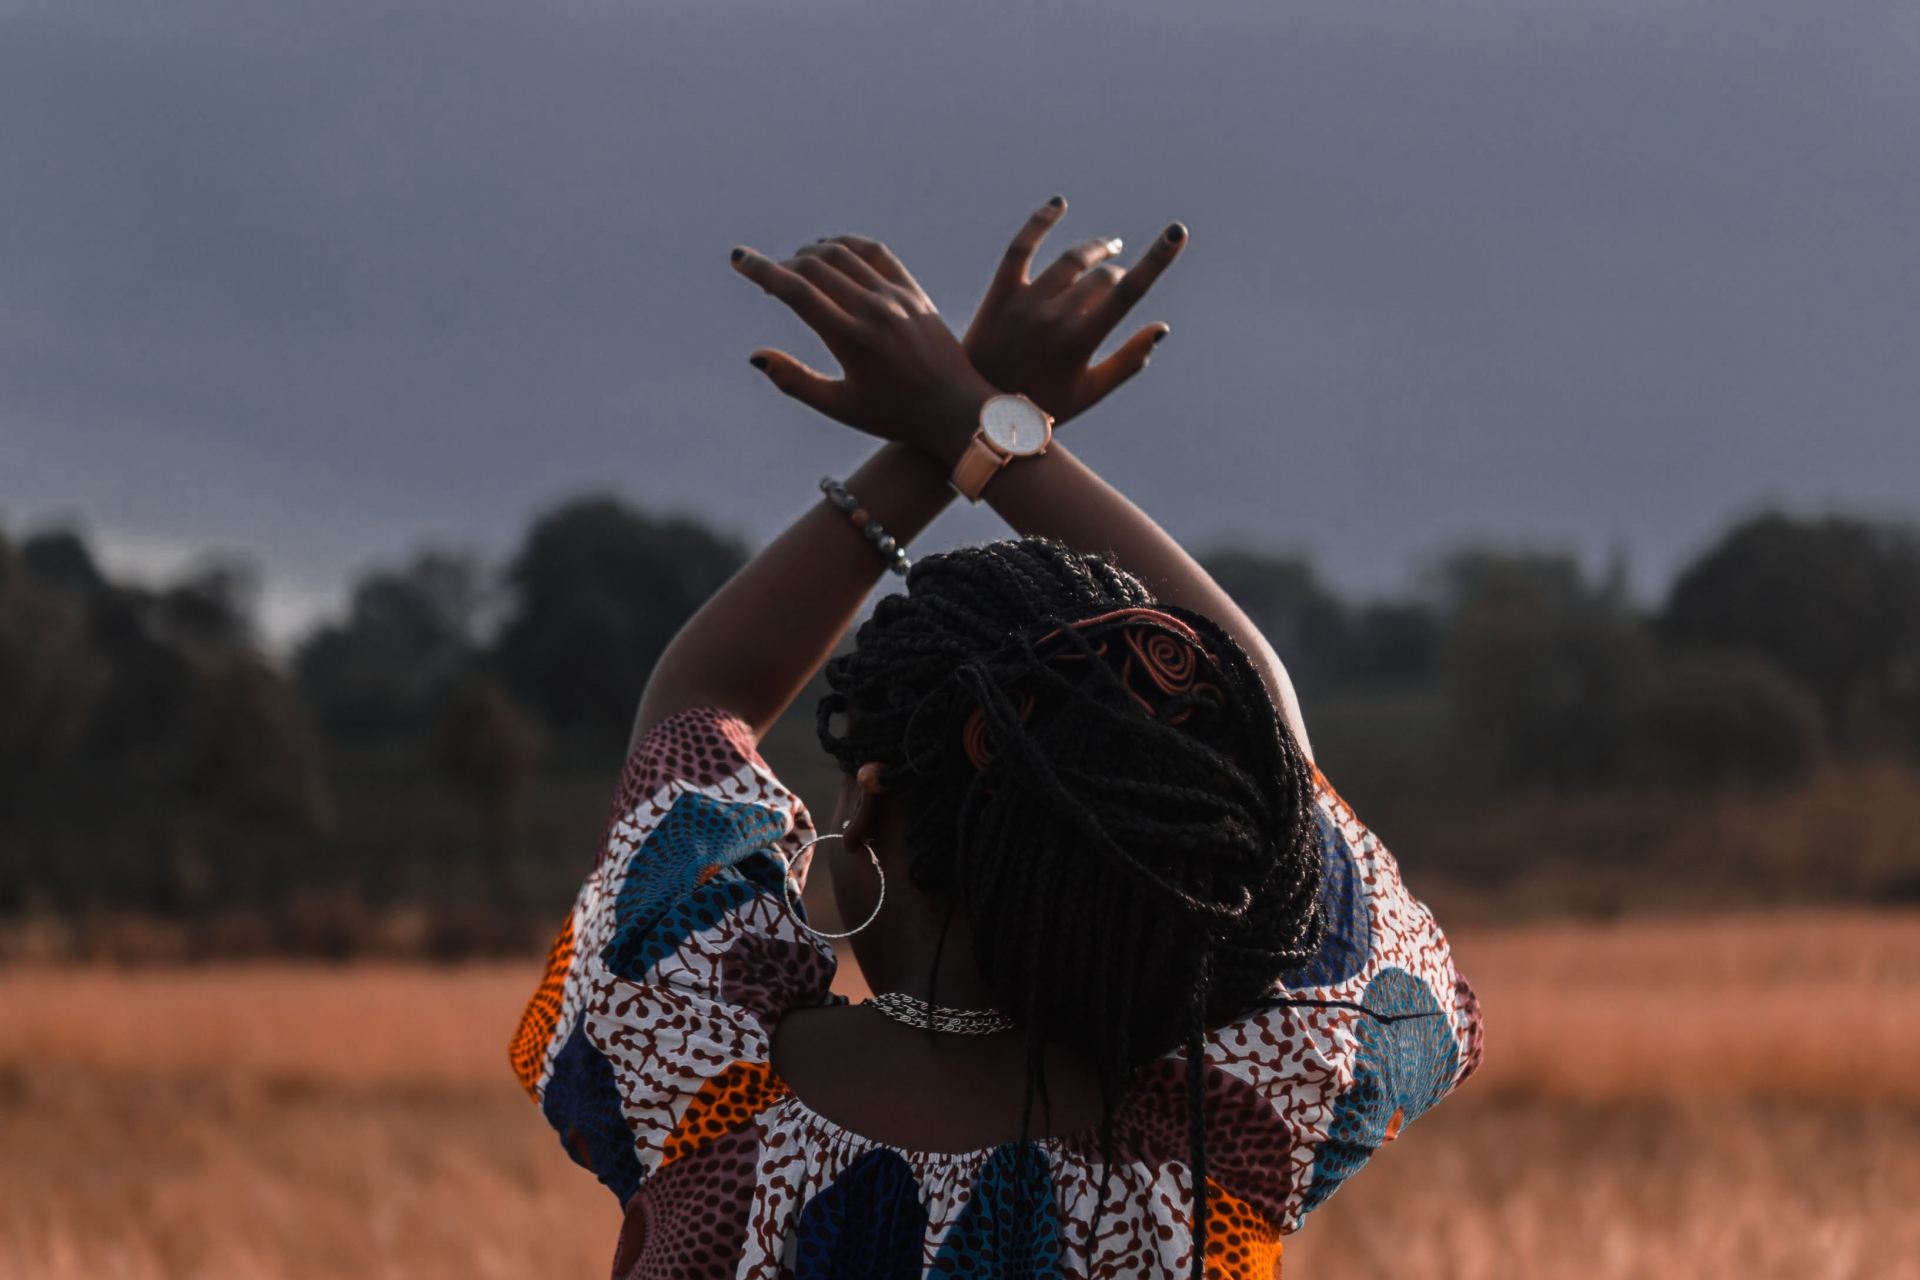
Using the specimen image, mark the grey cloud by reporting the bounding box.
[3,0,1916,635]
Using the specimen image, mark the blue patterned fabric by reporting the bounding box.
[541,1020,647,1203]
[930,1143,1065,1277]
[606,876,762,981]
[1282,808,1370,989]
[793,1149,929,1279]
[602,791,788,980]
[1301,966,1461,1212]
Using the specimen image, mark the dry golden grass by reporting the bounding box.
[1449,909,1920,1106]
[1284,1100,1920,1279]
[2,910,1917,1279]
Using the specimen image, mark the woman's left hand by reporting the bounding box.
[961,198,1185,425]
[731,240,1000,464]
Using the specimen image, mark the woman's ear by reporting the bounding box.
[840,785,875,851]
[839,762,889,850]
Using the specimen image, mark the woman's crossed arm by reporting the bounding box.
[633,199,1311,760]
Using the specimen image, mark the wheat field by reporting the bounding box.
[2,910,1917,1279]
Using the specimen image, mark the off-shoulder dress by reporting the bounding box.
[510,705,1483,1278]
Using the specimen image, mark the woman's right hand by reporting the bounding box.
[960,197,1188,425]
[730,239,1001,463]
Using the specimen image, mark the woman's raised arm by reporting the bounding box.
[946,201,1315,756]
[629,440,956,748]
[638,200,1310,757]
[632,214,1150,746]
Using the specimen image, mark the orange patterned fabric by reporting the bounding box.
[658,1059,791,1169]
[1200,1178,1285,1278]
[509,913,573,1100]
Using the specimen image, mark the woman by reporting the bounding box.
[510,197,1482,1278]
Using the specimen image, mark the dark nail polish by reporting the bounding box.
[749,355,768,370]
[731,247,746,262]
[1048,195,1065,209]
[1164,223,1185,244]
[1152,329,1169,345]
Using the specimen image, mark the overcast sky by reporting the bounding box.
[4,0,1916,645]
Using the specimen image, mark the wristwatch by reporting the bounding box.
[949,393,1054,502]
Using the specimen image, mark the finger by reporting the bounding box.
[1085,221,1187,338]
[981,196,1067,308]
[1081,324,1170,406]
[731,246,852,335]
[748,348,853,420]
[1030,235,1125,298]
[783,252,876,316]
[829,234,923,294]
[797,241,892,295]
[1060,262,1126,317]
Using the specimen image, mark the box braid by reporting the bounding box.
[816,537,1323,1279]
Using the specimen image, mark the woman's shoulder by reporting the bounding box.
[1178,762,1483,1231]
[509,703,842,1203]
[614,704,792,816]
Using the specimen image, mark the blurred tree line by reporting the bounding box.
[1213,516,1920,787]
[3,501,1917,959]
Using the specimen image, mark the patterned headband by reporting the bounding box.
[962,606,1226,770]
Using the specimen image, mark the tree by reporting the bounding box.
[1631,652,1824,786]
[0,533,108,785]
[3,528,331,925]
[1202,550,1352,693]
[433,674,546,864]
[13,535,271,772]
[181,650,332,828]
[18,529,108,601]
[157,559,259,652]
[1441,549,1654,786]
[1343,602,1442,687]
[494,497,744,740]
[294,551,482,737]
[1661,513,1920,744]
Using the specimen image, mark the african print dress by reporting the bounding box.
[510,705,1483,1278]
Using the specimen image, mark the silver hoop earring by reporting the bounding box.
[778,824,885,940]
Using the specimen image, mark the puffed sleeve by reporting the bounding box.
[508,705,842,1203]
[1145,764,1483,1240]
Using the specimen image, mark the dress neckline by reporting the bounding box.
[767,1067,1109,1168]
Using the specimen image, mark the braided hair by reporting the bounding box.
[816,537,1323,1277]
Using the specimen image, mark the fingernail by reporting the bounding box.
[1047,195,1065,209]
[1106,237,1124,255]
[1152,328,1170,345]
[1165,223,1186,244]
[731,247,746,262]
[749,355,769,370]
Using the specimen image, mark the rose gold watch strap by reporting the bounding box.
[950,432,1007,502]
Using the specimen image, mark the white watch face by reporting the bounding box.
[980,396,1050,455]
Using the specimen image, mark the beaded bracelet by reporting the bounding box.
[820,477,911,576]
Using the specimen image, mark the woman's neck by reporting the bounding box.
[861,893,1003,1010]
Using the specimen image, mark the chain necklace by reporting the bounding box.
[866,991,1015,1035]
